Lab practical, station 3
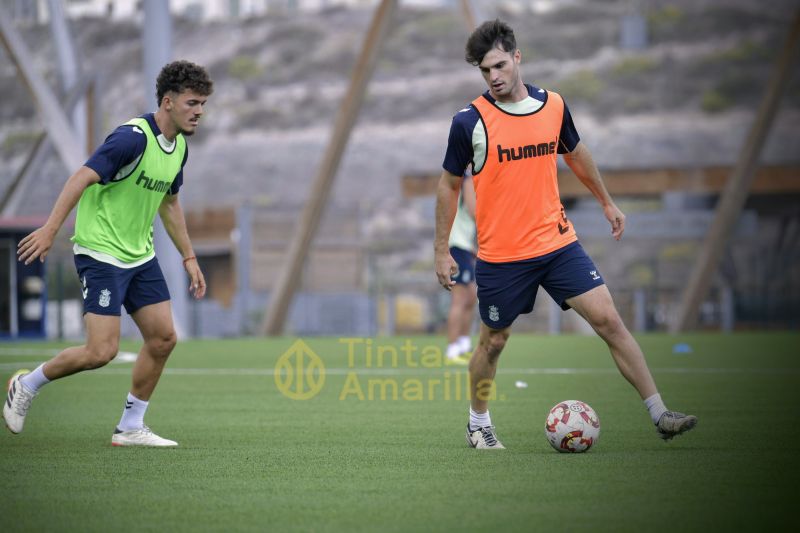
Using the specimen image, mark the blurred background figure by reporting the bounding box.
[445,171,477,364]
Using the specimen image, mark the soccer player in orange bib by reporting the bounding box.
[434,20,697,449]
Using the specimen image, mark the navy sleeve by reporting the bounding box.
[557,100,581,154]
[169,143,188,195]
[84,125,146,184]
[442,106,479,176]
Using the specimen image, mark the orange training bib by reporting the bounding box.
[471,91,577,262]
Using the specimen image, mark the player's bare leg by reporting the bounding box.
[469,323,509,411]
[458,282,477,352]
[465,323,509,449]
[42,314,121,379]
[567,285,657,399]
[567,285,697,440]
[446,283,477,363]
[111,301,178,447]
[130,301,177,401]
[4,314,120,434]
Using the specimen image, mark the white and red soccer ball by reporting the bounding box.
[545,400,600,453]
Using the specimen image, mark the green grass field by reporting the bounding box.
[1,332,798,532]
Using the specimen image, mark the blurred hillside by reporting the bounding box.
[1,0,798,214]
[1,0,799,334]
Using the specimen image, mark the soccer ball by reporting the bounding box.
[544,400,601,453]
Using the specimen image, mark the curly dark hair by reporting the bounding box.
[155,60,214,105]
[465,19,517,66]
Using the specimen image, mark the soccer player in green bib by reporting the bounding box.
[5,61,213,447]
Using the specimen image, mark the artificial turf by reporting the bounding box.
[0,332,797,532]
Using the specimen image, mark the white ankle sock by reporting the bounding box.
[458,335,472,353]
[644,393,668,425]
[469,407,492,430]
[20,364,50,393]
[446,342,461,359]
[117,393,149,431]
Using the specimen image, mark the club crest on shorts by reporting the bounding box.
[99,289,111,308]
[590,270,601,281]
[488,305,500,322]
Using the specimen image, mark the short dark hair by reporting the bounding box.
[156,60,214,105]
[465,19,517,66]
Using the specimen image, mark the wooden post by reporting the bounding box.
[0,5,83,171]
[1,75,93,216]
[671,11,800,332]
[261,0,398,335]
[86,77,96,152]
[459,0,477,31]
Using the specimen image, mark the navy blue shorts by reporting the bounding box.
[450,246,476,285]
[476,241,604,329]
[74,255,170,316]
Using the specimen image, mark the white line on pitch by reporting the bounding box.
[1,363,797,376]
[69,366,800,376]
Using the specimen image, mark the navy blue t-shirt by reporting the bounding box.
[84,113,187,194]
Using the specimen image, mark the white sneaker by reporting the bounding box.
[111,426,178,447]
[446,343,461,360]
[466,423,505,449]
[4,370,36,434]
[458,336,472,355]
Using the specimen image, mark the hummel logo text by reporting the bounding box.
[497,139,557,163]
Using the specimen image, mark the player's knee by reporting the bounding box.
[591,311,625,339]
[85,341,119,369]
[484,331,509,359]
[462,294,478,311]
[147,330,177,358]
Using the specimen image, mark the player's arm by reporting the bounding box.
[562,141,625,241]
[437,107,476,288]
[17,166,101,265]
[158,193,206,299]
[434,169,463,290]
[18,123,147,264]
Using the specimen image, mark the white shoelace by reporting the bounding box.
[480,426,498,446]
[12,385,35,416]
